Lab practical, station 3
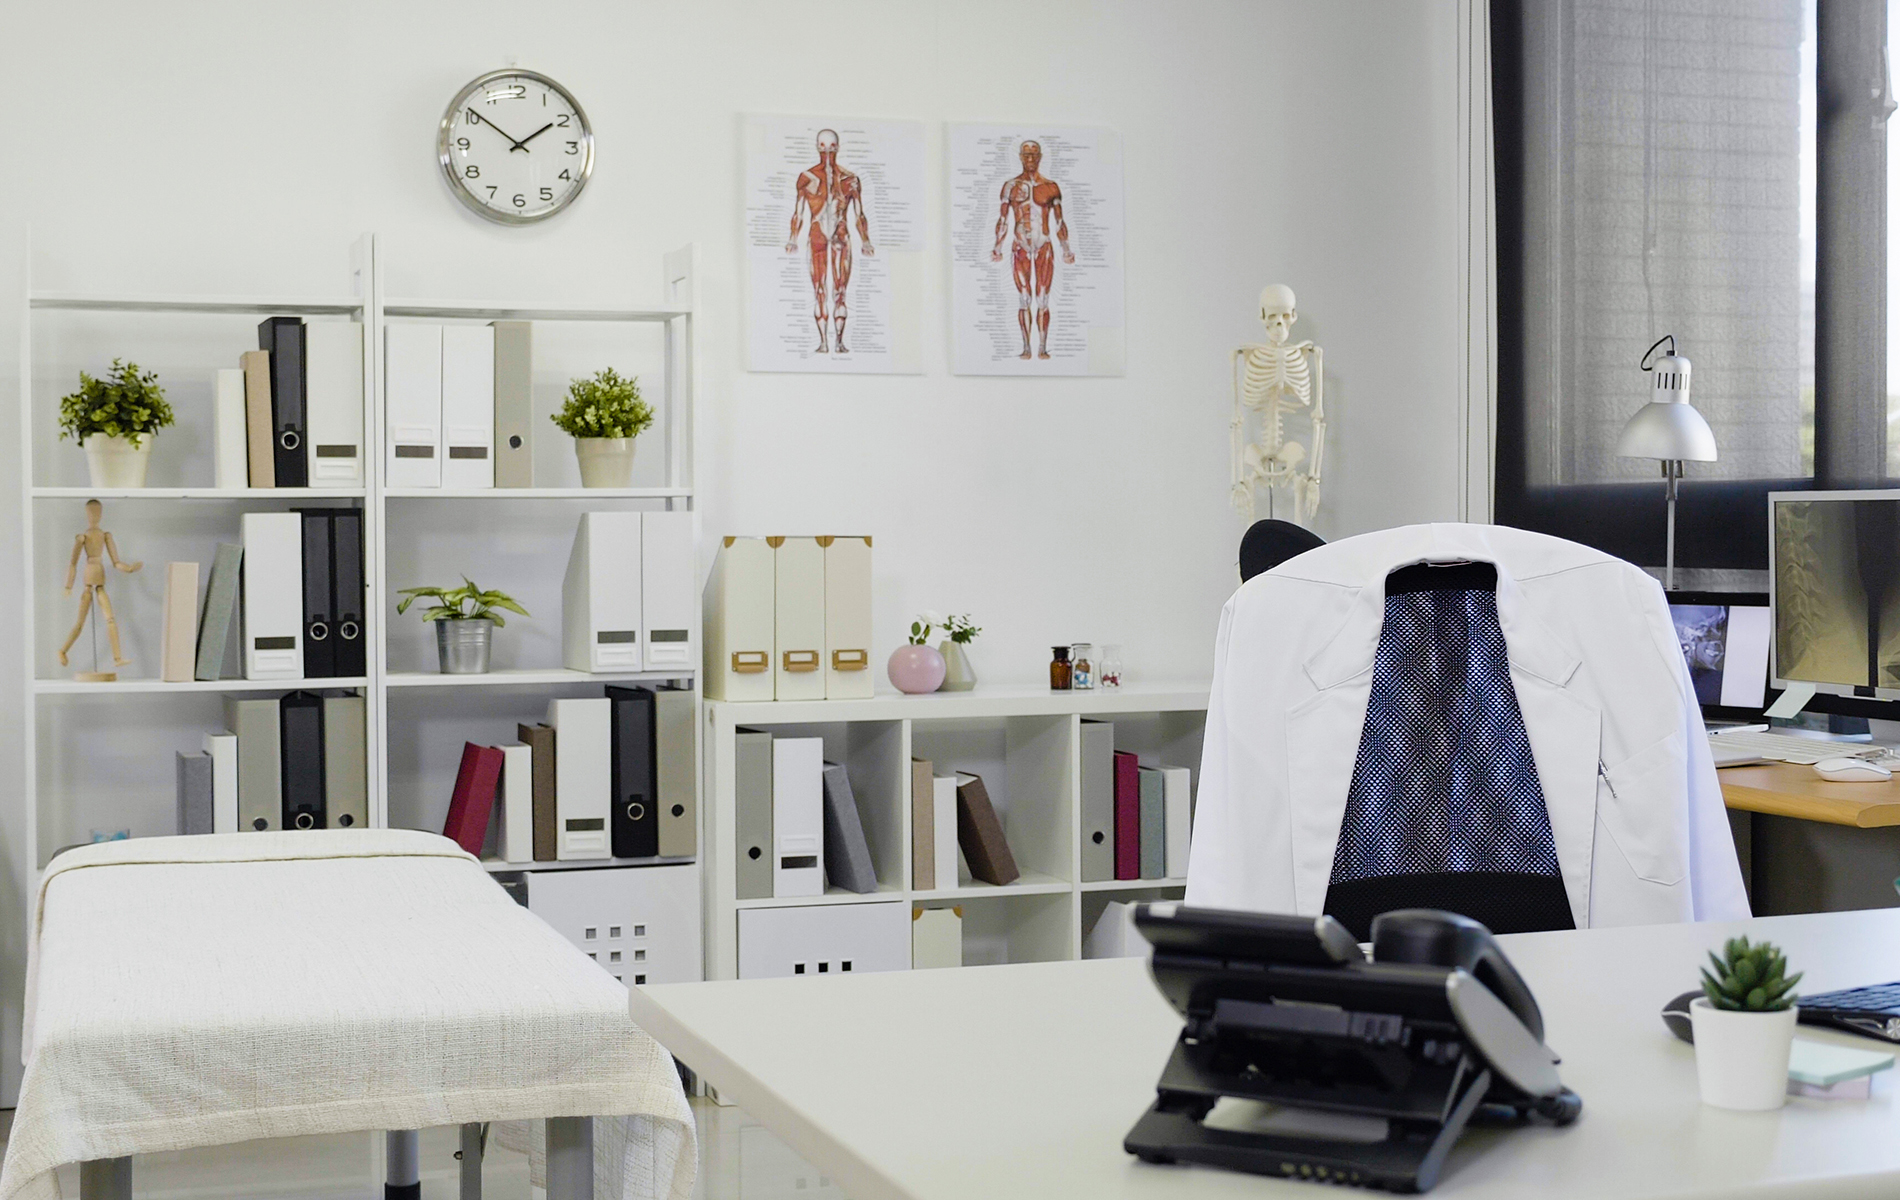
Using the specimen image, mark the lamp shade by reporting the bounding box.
[1616,399,1717,462]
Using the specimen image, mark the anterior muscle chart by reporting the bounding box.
[746,115,923,374]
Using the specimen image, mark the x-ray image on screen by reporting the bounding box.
[1773,495,1900,691]
[1672,605,1729,707]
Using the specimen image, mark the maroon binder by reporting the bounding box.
[1114,750,1141,881]
[444,742,504,856]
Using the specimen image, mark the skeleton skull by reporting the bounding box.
[1259,284,1297,346]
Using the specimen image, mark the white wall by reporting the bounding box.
[0,0,1464,1097]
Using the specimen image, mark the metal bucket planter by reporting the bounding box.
[436,618,494,674]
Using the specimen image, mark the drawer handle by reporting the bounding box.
[732,651,768,674]
[783,650,820,672]
[832,649,868,671]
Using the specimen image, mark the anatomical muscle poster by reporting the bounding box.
[949,123,1125,376]
[745,114,925,373]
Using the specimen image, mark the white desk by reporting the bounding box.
[631,908,1900,1199]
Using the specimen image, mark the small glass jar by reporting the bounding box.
[1050,645,1073,691]
[1071,643,1094,691]
[1099,644,1124,690]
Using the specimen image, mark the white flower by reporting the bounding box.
[919,609,945,629]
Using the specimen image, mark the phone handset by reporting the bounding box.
[1370,909,1545,1040]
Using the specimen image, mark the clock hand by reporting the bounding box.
[478,112,532,152]
[515,122,555,149]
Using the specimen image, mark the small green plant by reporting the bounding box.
[942,614,982,644]
[396,578,530,627]
[551,367,655,440]
[1700,936,1802,1012]
[907,610,943,646]
[58,359,175,447]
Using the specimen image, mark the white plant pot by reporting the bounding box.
[573,437,637,488]
[83,434,154,489]
[1690,998,1797,1111]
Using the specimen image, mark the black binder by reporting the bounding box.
[605,685,658,858]
[258,316,308,488]
[279,690,327,829]
[330,508,366,677]
[299,512,335,678]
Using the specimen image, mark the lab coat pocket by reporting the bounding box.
[1596,731,1690,887]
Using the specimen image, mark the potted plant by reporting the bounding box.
[396,577,530,675]
[888,612,947,695]
[550,367,655,488]
[1690,935,1803,1111]
[938,613,982,692]
[58,360,176,488]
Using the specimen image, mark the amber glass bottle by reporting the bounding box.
[1050,645,1073,690]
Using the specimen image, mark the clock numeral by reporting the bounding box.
[485,186,497,199]
[556,114,570,127]
[456,137,470,150]
[540,187,554,202]
[464,165,480,179]
[565,141,579,155]
[465,108,482,126]
[543,91,549,107]
[558,169,571,181]
[513,193,527,208]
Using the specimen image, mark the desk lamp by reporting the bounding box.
[1617,335,1716,590]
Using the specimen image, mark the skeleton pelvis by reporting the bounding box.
[1245,442,1307,475]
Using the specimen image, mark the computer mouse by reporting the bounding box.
[1814,758,1893,783]
[1662,990,1699,1044]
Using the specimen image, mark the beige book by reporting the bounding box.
[911,757,935,890]
[240,350,274,488]
[159,562,200,682]
[912,906,963,969]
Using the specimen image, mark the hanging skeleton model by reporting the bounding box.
[1231,285,1325,526]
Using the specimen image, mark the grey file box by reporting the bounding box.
[735,728,774,900]
[1140,766,1166,880]
[1080,720,1116,882]
[324,694,368,829]
[655,684,697,858]
[492,320,534,487]
[224,696,281,832]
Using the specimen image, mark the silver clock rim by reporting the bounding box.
[436,68,594,226]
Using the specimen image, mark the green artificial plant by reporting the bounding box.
[1700,936,1802,1012]
[396,578,530,627]
[550,367,655,440]
[58,359,175,447]
[942,614,982,644]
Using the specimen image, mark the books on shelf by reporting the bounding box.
[932,773,959,890]
[444,742,503,855]
[204,691,366,836]
[910,757,935,890]
[203,732,238,834]
[498,742,533,863]
[159,562,200,683]
[1138,766,1165,880]
[176,750,212,836]
[821,762,878,894]
[213,368,248,489]
[240,350,274,489]
[517,722,557,862]
[1113,750,1139,881]
[954,772,1019,887]
[195,543,243,681]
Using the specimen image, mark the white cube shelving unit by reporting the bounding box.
[703,683,1209,980]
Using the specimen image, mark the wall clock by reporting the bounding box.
[437,69,593,224]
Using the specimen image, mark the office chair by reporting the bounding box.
[1238,519,1325,582]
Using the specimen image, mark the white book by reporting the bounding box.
[499,742,534,864]
[212,368,248,489]
[441,324,495,489]
[773,537,826,701]
[305,321,365,487]
[822,536,873,699]
[547,698,611,860]
[385,323,442,488]
[641,510,696,671]
[203,732,238,835]
[932,774,959,890]
[240,511,302,680]
[771,736,825,898]
[703,537,776,702]
[562,511,642,672]
[1162,766,1193,879]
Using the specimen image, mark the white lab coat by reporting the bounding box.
[1185,522,1751,928]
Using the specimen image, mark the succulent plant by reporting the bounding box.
[1700,936,1802,1013]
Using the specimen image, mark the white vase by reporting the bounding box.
[83,434,154,488]
[1690,998,1797,1110]
[573,437,637,488]
[938,640,976,691]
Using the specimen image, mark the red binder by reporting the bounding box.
[444,742,504,856]
[1114,750,1141,881]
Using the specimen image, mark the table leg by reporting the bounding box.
[79,1157,131,1200]
[459,1122,484,1200]
[386,1129,421,1200]
[546,1116,594,1200]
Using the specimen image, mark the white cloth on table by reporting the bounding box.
[0,830,694,1200]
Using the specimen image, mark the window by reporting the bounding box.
[1493,0,1892,570]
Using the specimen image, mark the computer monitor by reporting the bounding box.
[1667,591,1770,719]
[1768,488,1900,699]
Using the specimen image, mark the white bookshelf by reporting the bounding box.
[703,683,1208,980]
[19,235,702,882]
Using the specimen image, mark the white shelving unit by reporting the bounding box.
[703,683,1209,981]
[19,236,702,881]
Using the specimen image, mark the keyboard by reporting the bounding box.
[1798,982,1900,1043]
[1706,730,1872,766]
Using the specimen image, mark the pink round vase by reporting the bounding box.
[888,645,947,694]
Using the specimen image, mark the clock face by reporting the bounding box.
[437,70,592,224]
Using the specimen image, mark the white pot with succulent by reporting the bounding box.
[396,577,531,675]
[551,367,655,488]
[1690,935,1803,1111]
[59,360,176,489]
[937,613,982,692]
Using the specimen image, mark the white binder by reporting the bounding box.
[772,736,825,898]
[203,731,238,835]
[499,742,534,864]
[385,323,442,488]
[548,697,611,860]
[737,901,909,979]
[703,537,776,702]
[773,536,826,702]
[641,510,696,671]
[933,774,960,889]
[1163,765,1192,878]
[562,511,642,672]
[240,511,302,680]
[441,324,495,489]
[212,368,248,489]
[305,321,364,487]
[821,535,873,699]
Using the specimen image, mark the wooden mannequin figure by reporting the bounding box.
[59,499,141,681]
